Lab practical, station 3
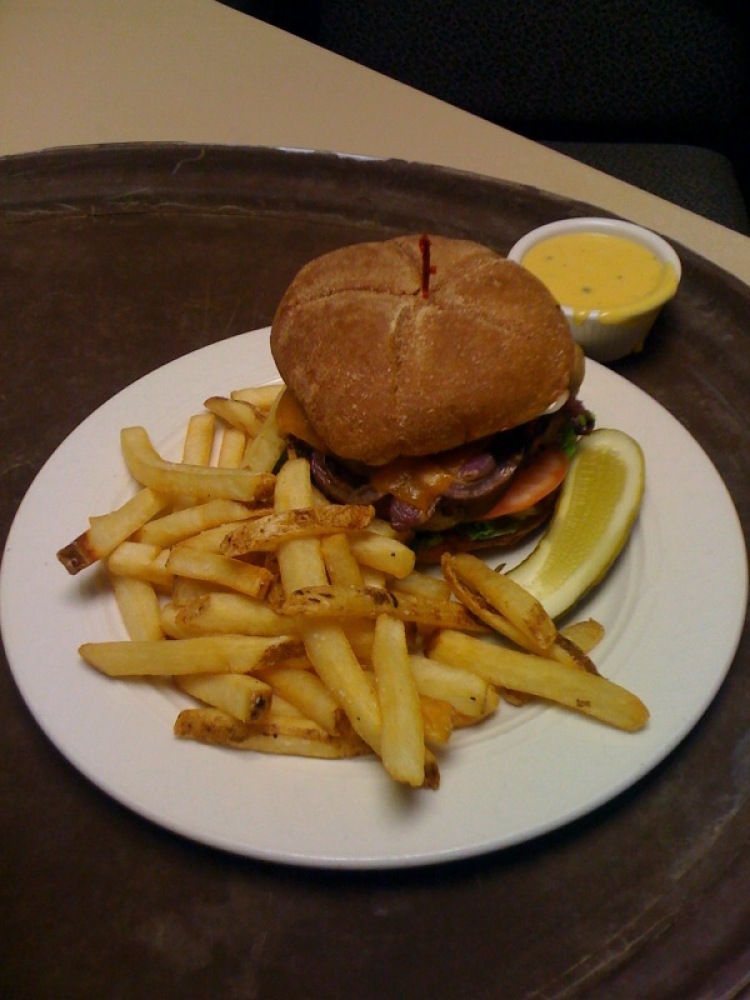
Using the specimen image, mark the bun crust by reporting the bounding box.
[270,235,575,466]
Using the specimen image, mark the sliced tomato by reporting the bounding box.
[477,447,569,520]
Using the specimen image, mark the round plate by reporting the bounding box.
[1,328,746,868]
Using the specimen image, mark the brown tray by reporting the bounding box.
[1,144,749,999]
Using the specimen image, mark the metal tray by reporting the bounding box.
[1,143,749,999]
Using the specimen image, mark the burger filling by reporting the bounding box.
[281,392,594,552]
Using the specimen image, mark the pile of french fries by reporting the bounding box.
[58,384,649,791]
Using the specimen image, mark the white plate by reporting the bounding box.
[1,330,747,868]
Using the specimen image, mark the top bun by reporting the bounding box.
[270,234,575,466]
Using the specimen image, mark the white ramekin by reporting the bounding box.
[508,217,682,363]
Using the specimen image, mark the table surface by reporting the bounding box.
[2,0,749,285]
[1,3,750,1000]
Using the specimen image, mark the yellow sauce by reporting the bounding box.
[521,232,678,324]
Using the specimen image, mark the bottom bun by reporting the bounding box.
[412,496,556,563]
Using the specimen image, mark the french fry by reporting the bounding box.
[453,684,502,727]
[170,575,212,607]
[159,602,195,638]
[442,552,557,651]
[536,620,604,679]
[174,706,370,759]
[266,693,305,717]
[320,533,365,588]
[203,396,266,437]
[300,624,382,752]
[165,547,274,601]
[548,633,601,676]
[259,667,347,735]
[360,566,387,590]
[390,569,452,603]
[136,499,257,548]
[348,531,416,579]
[423,749,441,790]
[281,584,487,632]
[111,574,164,641]
[217,426,247,469]
[173,511,274,554]
[387,590,488,635]
[560,619,606,654]
[420,696,456,746]
[172,412,218,510]
[241,390,286,473]
[229,731,371,758]
[174,591,303,637]
[173,523,243,553]
[365,517,410,541]
[57,487,169,574]
[174,705,256,744]
[231,384,284,410]
[221,504,375,556]
[282,584,395,617]
[372,614,426,787]
[120,426,274,502]
[341,620,378,663]
[107,541,172,587]
[273,460,329,592]
[427,630,649,732]
[174,672,272,722]
[409,653,490,718]
[441,558,532,651]
[181,413,216,466]
[79,634,308,677]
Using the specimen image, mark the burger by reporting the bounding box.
[269,233,593,560]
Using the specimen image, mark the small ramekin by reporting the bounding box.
[508,217,682,363]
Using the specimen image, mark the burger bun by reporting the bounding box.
[270,234,575,466]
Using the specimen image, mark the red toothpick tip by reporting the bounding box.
[419,234,436,298]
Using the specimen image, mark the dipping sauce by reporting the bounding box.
[521,231,679,323]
